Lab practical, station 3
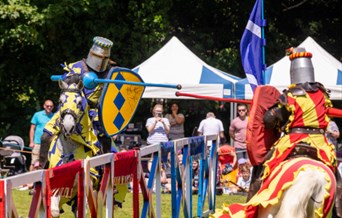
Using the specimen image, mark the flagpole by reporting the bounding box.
[261,0,266,84]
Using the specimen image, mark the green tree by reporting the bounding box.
[0,0,341,143]
[0,0,171,141]
[0,0,46,139]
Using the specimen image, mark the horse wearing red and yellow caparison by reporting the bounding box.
[212,47,342,218]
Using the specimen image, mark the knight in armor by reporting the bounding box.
[262,47,336,177]
[37,36,133,208]
[253,47,341,216]
[39,36,115,169]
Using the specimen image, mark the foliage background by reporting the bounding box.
[0,0,341,144]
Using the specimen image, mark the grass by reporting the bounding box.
[12,189,246,217]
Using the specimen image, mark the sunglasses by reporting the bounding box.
[45,105,54,108]
[238,109,246,112]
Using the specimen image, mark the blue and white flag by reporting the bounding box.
[240,0,264,92]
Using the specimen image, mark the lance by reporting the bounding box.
[327,108,342,118]
[175,91,252,104]
[176,91,342,118]
[51,72,182,90]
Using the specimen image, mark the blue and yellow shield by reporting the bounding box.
[99,67,145,136]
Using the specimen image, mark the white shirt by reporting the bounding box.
[237,176,251,190]
[146,117,170,145]
[198,117,224,135]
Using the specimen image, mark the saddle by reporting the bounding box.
[286,143,319,161]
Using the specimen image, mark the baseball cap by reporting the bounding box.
[238,158,247,165]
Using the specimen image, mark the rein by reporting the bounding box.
[60,152,75,163]
[310,196,322,204]
[60,108,78,120]
[60,88,82,93]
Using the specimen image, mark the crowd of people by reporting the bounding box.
[142,101,252,195]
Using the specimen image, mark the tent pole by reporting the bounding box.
[230,102,235,146]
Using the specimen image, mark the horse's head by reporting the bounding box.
[58,80,86,137]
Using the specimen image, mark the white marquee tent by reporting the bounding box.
[133,36,241,99]
[236,36,342,100]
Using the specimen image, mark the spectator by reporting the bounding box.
[218,144,238,183]
[219,145,237,194]
[177,152,184,169]
[165,102,185,140]
[326,119,340,147]
[218,144,237,168]
[29,99,54,171]
[236,158,252,181]
[146,104,170,178]
[236,165,251,192]
[28,99,54,193]
[162,152,172,189]
[229,104,248,159]
[197,112,225,145]
[236,158,249,179]
[192,159,200,193]
[226,159,250,194]
[145,104,170,145]
[161,163,172,193]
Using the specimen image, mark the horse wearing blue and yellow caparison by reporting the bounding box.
[48,80,100,217]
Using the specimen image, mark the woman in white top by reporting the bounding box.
[165,102,185,140]
[146,104,170,145]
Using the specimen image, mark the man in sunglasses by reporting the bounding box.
[29,99,54,171]
[229,104,248,160]
[28,99,54,192]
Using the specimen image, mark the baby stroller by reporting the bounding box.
[0,135,27,177]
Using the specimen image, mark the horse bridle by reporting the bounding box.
[60,108,78,121]
[310,196,322,204]
[59,88,84,134]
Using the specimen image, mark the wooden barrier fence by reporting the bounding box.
[0,135,219,218]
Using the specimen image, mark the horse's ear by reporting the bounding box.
[59,80,68,89]
[77,80,84,90]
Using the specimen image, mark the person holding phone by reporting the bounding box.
[145,103,170,145]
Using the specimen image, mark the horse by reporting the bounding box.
[48,80,100,217]
[257,156,336,218]
[212,155,337,218]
